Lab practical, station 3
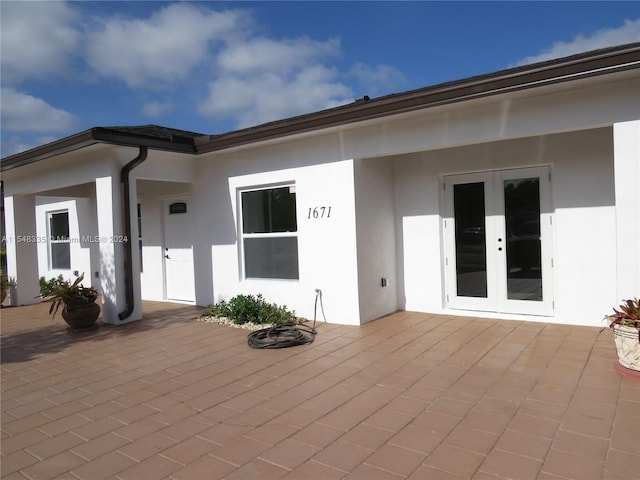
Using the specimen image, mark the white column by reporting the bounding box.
[613,120,640,299]
[4,194,40,305]
[95,175,126,324]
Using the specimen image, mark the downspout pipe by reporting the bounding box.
[118,146,148,321]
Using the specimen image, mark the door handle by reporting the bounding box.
[165,254,170,259]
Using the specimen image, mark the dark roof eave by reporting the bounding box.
[197,43,640,154]
[91,127,199,152]
[1,130,98,172]
[1,127,199,172]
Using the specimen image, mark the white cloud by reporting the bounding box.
[200,62,353,129]
[515,18,640,66]
[1,88,76,132]
[217,37,341,75]
[200,35,353,128]
[1,135,34,157]
[141,100,174,118]
[1,134,62,158]
[85,3,248,88]
[0,1,81,83]
[0,2,407,138]
[348,63,406,96]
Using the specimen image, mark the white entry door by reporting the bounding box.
[443,167,554,316]
[163,196,195,302]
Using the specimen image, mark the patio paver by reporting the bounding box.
[1,301,639,479]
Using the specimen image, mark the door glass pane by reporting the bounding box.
[454,183,487,298]
[169,202,187,214]
[504,178,542,301]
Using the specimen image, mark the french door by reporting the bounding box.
[443,167,554,316]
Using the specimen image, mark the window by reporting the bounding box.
[49,211,71,270]
[241,185,298,279]
[169,202,187,214]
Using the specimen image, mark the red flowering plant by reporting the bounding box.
[605,298,640,343]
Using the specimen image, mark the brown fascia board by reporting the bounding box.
[91,127,199,151]
[196,43,640,154]
[1,127,199,172]
[1,130,99,172]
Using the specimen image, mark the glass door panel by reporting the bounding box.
[453,183,487,298]
[503,178,542,301]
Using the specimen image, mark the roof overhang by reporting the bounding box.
[2,43,639,172]
[195,43,640,154]
[1,127,201,172]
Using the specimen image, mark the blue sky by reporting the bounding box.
[1,1,639,158]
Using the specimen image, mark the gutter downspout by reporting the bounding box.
[118,146,148,321]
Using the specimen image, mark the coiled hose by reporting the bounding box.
[247,289,326,349]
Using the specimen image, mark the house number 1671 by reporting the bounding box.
[307,206,332,219]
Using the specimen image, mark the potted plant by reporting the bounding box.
[605,298,640,373]
[40,273,100,330]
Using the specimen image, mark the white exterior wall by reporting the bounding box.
[192,138,360,325]
[181,73,637,326]
[35,197,94,288]
[613,120,640,301]
[394,128,617,326]
[354,157,398,322]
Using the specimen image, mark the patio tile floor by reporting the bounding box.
[1,301,639,479]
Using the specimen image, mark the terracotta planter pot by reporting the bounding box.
[612,324,640,371]
[62,301,100,330]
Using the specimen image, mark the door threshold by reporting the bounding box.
[163,299,196,305]
[444,308,557,324]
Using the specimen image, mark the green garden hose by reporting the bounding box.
[247,289,326,349]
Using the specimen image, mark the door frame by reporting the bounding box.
[443,166,555,316]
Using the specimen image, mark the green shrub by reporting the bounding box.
[205,294,296,326]
[39,275,65,296]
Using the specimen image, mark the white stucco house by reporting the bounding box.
[2,43,639,327]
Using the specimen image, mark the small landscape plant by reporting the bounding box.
[605,297,640,342]
[39,275,65,296]
[204,294,296,326]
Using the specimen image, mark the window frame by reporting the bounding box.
[47,210,71,271]
[239,183,299,281]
